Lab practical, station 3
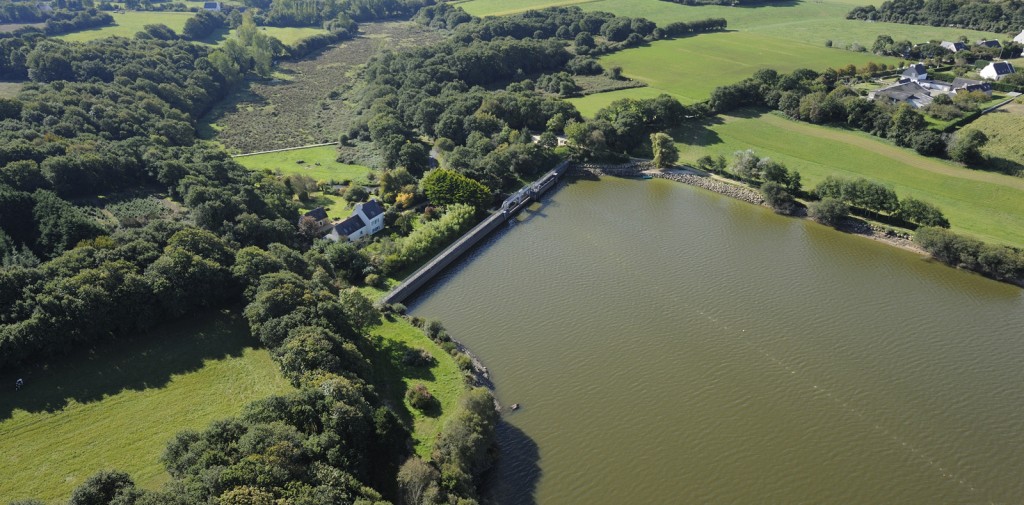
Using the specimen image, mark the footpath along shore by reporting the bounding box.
[577,160,924,255]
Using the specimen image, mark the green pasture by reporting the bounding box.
[299,191,351,221]
[595,32,898,103]
[674,109,1024,247]
[368,317,468,458]
[57,11,194,42]
[964,104,1024,176]
[460,0,1002,49]
[0,311,293,503]
[570,86,669,117]
[236,145,373,184]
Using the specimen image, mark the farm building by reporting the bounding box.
[323,199,385,242]
[1015,30,1024,44]
[868,82,933,108]
[980,62,1016,81]
[951,78,993,96]
[203,1,222,11]
[976,40,1001,49]
[940,41,968,53]
[901,63,928,82]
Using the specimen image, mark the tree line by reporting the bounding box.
[847,0,1024,33]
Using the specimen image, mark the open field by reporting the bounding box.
[300,191,351,220]
[964,103,1024,176]
[236,145,373,183]
[596,32,899,104]
[57,11,195,41]
[570,86,670,117]
[674,109,1024,247]
[205,21,442,152]
[460,0,1002,49]
[0,81,23,99]
[0,311,293,503]
[369,317,468,458]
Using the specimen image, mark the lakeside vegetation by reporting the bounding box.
[675,110,1024,247]
[0,312,293,502]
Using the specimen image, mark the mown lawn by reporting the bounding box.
[569,86,671,117]
[368,317,468,459]
[57,11,195,42]
[0,311,293,504]
[674,109,1024,247]
[236,145,373,184]
[299,191,351,221]
[594,32,899,104]
[964,103,1024,176]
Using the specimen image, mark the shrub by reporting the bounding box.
[402,348,437,367]
[808,197,849,226]
[760,181,796,215]
[406,383,435,411]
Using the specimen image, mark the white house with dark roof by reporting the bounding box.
[1015,30,1024,44]
[940,41,968,53]
[902,63,928,82]
[976,40,1001,49]
[202,1,222,11]
[980,61,1016,81]
[324,199,386,242]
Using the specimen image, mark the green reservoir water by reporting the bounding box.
[409,177,1024,504]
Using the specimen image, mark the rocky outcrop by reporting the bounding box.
[651,171,766,206]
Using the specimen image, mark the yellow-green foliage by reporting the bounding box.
[675,110,1024,247]
[0,312,294,503]
[388,204,476,272]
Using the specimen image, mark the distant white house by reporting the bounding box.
[202,1,222,11]
[901,63,928,82]
[1015,30,1024,44]
[980,61,1016,81]
[940,41,968,53]
[324,199,386,242]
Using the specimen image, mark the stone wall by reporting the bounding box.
[651,172,766,206]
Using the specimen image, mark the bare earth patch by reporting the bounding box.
[203,21,442,153]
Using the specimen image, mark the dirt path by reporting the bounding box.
[203,21,442,153]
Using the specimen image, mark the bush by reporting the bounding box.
[402,348,437,367]
[406,383,436,411]
[808,197,849,226]
[760,181,796,215]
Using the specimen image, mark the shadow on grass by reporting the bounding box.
[482,421,542,505]
[977,156,1024,177]
[671,114,727,147]
[0,310,254,421]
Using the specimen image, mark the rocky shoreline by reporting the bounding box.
[579,161,927,255]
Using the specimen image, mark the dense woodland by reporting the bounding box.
[847,0,1024,33]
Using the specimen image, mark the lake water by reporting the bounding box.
[409,177,1024,504]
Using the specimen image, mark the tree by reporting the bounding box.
[808,197,849,226]
[420,169,490,209]
[69,470,136,505]
[650,132,678,168]
[947,129,987,165]
[760,181,796,215]
[896,197,949,228]
[338,288,380,332]
[887,104,926,147]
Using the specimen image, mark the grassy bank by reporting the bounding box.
[369,317,469,458]
[57,11,194,42]
[0,311,293,503]
[964,103,1024,176]
[674,109,1024,247]
[235,145,373,183]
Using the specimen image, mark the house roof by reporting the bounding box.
[976,40,1001,48]
[872,82,932,105]
[903,63,927,76]
[941,41,967,51]
[359,199,385,220]
[303,207,328,221]
[951,77,991,91]
[958,83,993,93]
[987,62,1016,75]
[331,215,367,236]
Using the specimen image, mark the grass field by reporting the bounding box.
[569,86,671,117]
[300,191,351,220]
[964,103,1024,176]
[0,81,23,99]
[595,32,899,104]
[674,109,1024,247]
[0,311,293,503]
[57,11,195,42]
[236,145,373,184]
[369,317,468,458]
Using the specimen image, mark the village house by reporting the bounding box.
[951,77,993,96]
[868,81,934,108]
[299,207,333,234]
[1015,30,1024,44]
[976,40,1001,49]
[940,41,968,53]
[980,61,1016,81]
[202,1,222,11]
[901,63,928,82]
[324,199,386,242]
